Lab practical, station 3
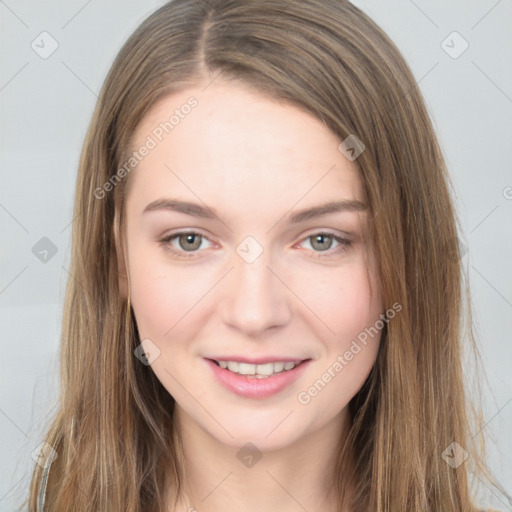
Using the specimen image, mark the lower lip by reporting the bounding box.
[205,358,311,399]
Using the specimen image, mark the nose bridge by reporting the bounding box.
[220,236,291,334]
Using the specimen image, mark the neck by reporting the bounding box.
[165,406,354,512]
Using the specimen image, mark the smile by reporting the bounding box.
[205,358,312,399]
[213,360,301,378]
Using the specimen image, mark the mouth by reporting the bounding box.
[204,357,312,399]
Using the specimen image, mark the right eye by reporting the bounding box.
[159,231,214,258]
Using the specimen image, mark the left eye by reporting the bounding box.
[298,232,350,254]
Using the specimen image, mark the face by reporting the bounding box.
[118,81,384,451]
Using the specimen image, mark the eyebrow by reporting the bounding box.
[142,198,366,223]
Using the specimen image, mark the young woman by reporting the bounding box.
[24,0,506,510]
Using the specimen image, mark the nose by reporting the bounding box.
[219,248,292,336]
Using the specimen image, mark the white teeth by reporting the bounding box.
[273,362,284,372]
[238,362,256,375]
[216,360,300,377]
[254,362,274,376]
[227,361,239,372]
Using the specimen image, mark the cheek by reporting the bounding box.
[127,242,208,341]
[294,261,382,343]
[296,264,382,413]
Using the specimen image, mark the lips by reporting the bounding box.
[204,357,312,399]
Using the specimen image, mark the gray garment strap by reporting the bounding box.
[36,430,63,512]
[37,461,51,512]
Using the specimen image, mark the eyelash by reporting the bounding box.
[158,230,352,259]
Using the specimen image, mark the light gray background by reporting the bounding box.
[1,0,511,510]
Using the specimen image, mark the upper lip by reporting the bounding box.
[205,356,310,365]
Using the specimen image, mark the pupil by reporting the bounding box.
[180,234,201,251]
[312,234,332,251]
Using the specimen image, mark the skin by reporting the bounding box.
[115,80,383,512]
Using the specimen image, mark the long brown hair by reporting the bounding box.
[23,0,506,510]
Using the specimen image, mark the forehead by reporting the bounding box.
[127,81,363,218]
